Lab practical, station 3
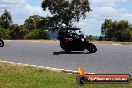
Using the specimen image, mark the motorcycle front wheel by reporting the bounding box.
[0,39,4,47]
[86,43,97,53]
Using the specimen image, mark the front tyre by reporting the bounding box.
[0,39,4,47]
[60,41,71,53]
[86,43,97,53]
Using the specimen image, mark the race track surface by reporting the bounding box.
[0,40,132,75]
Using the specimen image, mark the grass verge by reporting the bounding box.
[92,41,132,45]
[0,62,131,88]
[113,42,132,45]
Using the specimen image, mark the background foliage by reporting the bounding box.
[0,10,49,40]
[42,0,91,28]
[101,19,132,42]
[0,6,132,42]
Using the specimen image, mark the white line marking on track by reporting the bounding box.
[0,60,95,74]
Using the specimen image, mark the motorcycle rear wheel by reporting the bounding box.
[0,39,4,47]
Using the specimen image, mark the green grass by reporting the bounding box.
[112,42,132,45]
[0,62,131,88]
[119,42,132,45]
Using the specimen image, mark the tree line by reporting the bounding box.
[0,10,49,40]
[0,0,91,40]
[101,19,132,42]
[1,1,131,42]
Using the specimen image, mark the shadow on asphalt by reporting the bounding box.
[53,51,92,55]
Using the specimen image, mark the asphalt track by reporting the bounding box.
[0,40,132,75]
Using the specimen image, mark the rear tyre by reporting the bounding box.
[87,43,97,53]
[0,39,4,47]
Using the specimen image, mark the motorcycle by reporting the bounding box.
[58,28,97,53]
[0,39,4,47]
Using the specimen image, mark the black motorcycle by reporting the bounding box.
[0,39,4,47]
[58,28,97,53]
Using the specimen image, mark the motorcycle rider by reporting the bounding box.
[58,24,68,40]
[58,26,97,53]
[58,24,84,42]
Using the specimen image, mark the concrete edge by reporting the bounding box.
[0,60,95,75]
